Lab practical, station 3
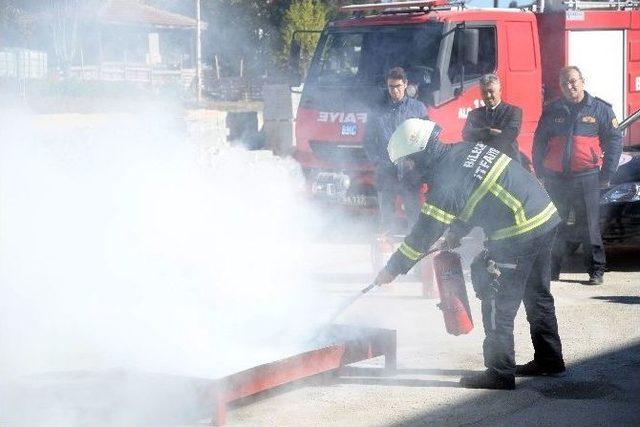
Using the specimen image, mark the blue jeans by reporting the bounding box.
[376,167,421,233]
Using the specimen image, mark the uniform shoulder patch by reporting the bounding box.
[594,96,613,108]
[612,117,619,128]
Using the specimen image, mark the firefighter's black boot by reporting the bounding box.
[515,360,566,377]
[459,370,515,390]
[587,274,604,286]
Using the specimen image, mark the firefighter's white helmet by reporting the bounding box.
[387,118,439,164]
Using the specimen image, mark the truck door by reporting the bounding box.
[428,23,497,142]
[504,19,541,159]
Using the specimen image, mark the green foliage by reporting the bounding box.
[280,0,327,75]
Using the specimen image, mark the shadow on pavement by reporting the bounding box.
[340,366,473,377]
[338,377,460,388]
[560,246,640,274]
[387,342,640,426]
[556,278,591,285]
[592,295,640,305]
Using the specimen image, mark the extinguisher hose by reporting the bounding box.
[328,247,440,323]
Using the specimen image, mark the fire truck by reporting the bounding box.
[291,0,640,208]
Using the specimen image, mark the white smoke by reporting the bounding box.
[0,109,332,424]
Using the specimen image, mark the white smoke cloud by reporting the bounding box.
[0,109,332,424]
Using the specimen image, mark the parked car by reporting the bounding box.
[600,150,640,246]
[563,108,640,249]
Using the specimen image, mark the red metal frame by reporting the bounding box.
[205,325,397,426]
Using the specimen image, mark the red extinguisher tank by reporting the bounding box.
[433,250,474,336]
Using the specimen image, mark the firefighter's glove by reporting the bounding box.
[441,230,462,251]
[374,267,396,287]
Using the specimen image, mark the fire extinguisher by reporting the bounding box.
[433,250,474,336]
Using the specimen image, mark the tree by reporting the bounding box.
[280,0,327,75]
[147,1,335,77]
[0,1,35,47]
[49,0,80,75]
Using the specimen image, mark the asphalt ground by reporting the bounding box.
[1,216,638,427]
[223,222,640,427]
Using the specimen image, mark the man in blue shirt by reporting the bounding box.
[364,67,428,233]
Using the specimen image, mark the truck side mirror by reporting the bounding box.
[289,39,302,86]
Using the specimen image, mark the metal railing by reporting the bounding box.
[68,63,196,88]
[563,0,639,10]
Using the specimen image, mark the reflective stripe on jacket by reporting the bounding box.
[386,141,561,276]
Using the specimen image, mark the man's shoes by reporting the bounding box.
[515,360,566,377]
[587,275,604,286]
[459,370,515,390]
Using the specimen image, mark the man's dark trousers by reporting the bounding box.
[376,166,422,232]
[482,229,565,379]
[545,173,605,278]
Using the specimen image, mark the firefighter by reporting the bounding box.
[533,66,623,286]
[462,74,524,164]
[374,118,565,389]
[364,67,428,234]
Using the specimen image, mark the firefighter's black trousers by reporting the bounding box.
[545,173,606,278]
[483,228,565,379]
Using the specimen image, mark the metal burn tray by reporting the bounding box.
[207,324,396,426]
[2,325,396,426]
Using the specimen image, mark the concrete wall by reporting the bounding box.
[262,84,301,156]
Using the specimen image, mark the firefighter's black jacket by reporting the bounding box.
[386,141,561,277]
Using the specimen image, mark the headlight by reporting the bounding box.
[601,182,640,204]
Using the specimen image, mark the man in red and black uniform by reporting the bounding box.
[533,66,622,286]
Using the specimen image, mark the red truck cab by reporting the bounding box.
[293,0,639,206]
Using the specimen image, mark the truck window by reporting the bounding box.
[308,24,444,88]
[316,33,364,85]
[448,26,496,84]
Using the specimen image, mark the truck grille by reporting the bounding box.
[309,141,368,165]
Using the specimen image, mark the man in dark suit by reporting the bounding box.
[462,74,523,163]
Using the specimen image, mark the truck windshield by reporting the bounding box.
[307,23,443,87]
